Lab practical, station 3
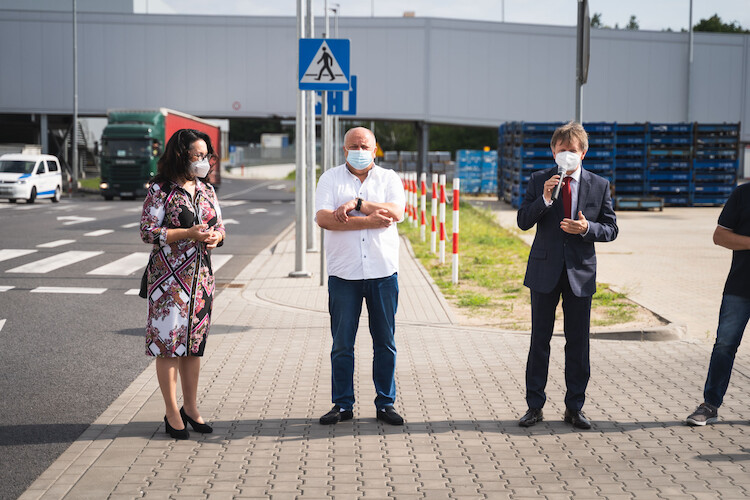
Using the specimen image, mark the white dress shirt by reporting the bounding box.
[315,164,406,280]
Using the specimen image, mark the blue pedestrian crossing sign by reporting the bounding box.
[299,38,351,91]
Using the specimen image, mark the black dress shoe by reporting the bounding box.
[564,408,592,430]
[319,405,354,425]
[518,408,543,427]
[376,406,404,425]
[180,407,213,434]
[164,416,189,440]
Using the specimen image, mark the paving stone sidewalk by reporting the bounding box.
[19,223,750,500]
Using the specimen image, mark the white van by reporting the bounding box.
[0,154,63,203]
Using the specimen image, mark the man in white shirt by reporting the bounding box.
[315,127,406,425]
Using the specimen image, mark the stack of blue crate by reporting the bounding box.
[455,149,484,194]
[582,122,615,185]
[513,122,561,208]
[614,123,648,196]
[480,150,498,194]
[497,123,510,199]
[647,123,693,206]
[692,123,740,205]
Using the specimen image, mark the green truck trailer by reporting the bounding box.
[99,108,221,200]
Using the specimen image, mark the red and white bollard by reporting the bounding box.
[401,172,410,224]
[419,172,427,241]
[431,173,438,254]
[411,172,419,227]
[452,178,460,285]
[439,174,446,264]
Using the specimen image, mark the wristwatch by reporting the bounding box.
[355,198,363,211]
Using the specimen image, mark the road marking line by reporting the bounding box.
[0,286,14,292]
[124,207,140,213]
[15,205,42,210]
[90,206,112,211]
[7,250,104,274]
[222,218,239,224]
[88,252,150,276]
[125,289,140,295]
[121,222,139,228]
[37,239,76,248]
[57,216,96,225]
[267,184,287,190]
[0,249,37,263]
[31,286,107,294]
[218,200,247,207]
[0,319,5,332]
[248,208,268,215]
[211,254,233,273]
[84,229,114,237]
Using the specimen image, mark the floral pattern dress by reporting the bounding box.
[140,180,226,357]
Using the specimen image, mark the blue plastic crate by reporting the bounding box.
[617,136,646,145]
[694,184,735,194]
[649,184,690,194]
[648,172,691,182]
[616,172,644,181]
[617,160,646,169]
[693,160,738,170]
[584,122,615,133]
[650,123,693,133]
[616,123,648,133]
[695,123,739,134]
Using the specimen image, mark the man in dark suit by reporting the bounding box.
[516,121,618,430]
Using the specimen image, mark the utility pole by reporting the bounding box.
[72,0,78,193]
[319,0,330,285]
[306,0,317,252]
[686,0,694,122]
[290,0,310,278]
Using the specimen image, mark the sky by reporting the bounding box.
[133,0,750,32]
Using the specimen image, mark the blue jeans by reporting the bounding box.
[703,294,750,408]
[328,273,399,410]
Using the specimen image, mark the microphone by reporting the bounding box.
[552,165,566,201]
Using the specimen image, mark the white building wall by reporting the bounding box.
[0,10,748,140]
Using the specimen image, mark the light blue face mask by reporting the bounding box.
[346,149,374,170]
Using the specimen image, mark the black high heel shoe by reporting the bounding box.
[180,407,213,434]
[164,416,189,440]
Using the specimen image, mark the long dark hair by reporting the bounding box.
[153,128,214,184]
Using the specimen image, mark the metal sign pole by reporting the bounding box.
[305,0,317,252]
[72,0,78,193]
[290,0,310,278]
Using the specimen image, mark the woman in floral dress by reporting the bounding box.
[140,129,225,439]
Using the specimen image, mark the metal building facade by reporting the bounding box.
[1,9,748,140]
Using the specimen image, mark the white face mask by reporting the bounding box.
[190,158,210,178]
[555,151,581,173]
[346,149,374,170]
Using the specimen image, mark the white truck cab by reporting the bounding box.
[0,154,63,203]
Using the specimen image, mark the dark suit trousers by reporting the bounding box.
[526,267,592,411]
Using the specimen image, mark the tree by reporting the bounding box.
[694,14,749,33]
[626,15,639,30]
[591,12,603,28]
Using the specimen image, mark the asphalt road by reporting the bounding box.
[0,176,295,499]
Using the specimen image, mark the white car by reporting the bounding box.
[0,154,63,203]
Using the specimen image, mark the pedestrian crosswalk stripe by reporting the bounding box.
[0,249,37,263]
[121,222,139,228]
[85,229,114,237]
[88,252,150,276]
[7,251,104,274]
[31,286,107,294]
[211,254,233,273]
[37,239,76,248]
[90,206,112,211]
[14,205,42,210]
[0,286,14,292]
[218,200,247,207]
[125,289,140,295]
